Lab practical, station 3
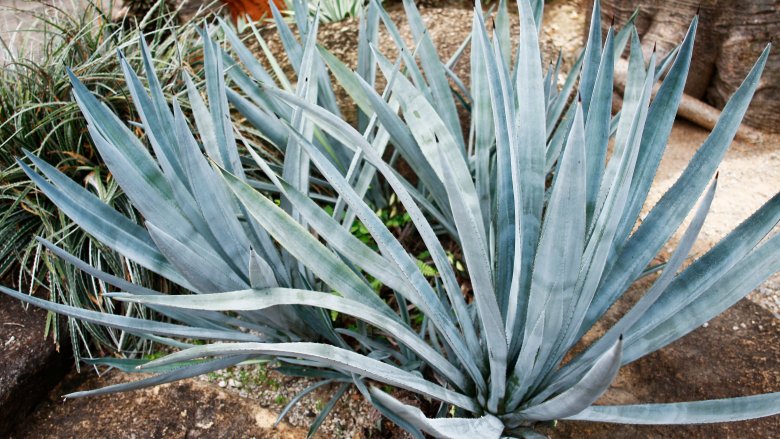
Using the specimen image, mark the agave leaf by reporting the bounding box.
[489,8,523,321]
[65,69,170,197]
[529,0,544,32]
[470,7,495,235]
[139,342,479,411]
[378,31,502,331]
[579,0,602,115]
[583,27,614,223]
[402,0,464,152]
[183,71,222,164]
[0,286,261,342]
[544,102,576,172]
[542,55,556,109]
[318,46,450,216]
[593,26,645,217]
[120,52,185,186]
[336,122,393,230]
[545,51,583,138]
[376,46,507,408]
[17,155,188,287]
[218,19,275,86]
[69,71,211,252]
[65,356,251,399]
[369,387,505,439]
[588,44,771,334]
[82,357,208,374]
[82,121,213,249]
[366,393,426,439]
[326,53,399,230]
[172,99,249,276]
[145,221,246,293]
[119,64,213,245]
[226,89,288,148]
[471,7,519,321]
[37,238,236,331]
[625,189,780,349]
[539,175,717,402]
[507,0,548,355]
[248,19,296,93]
[200,29,244,178]
[444,61,473,105]
[495,0,512,61]
[260,165,411,295]
[372,0,431,101]
[336,328,408,363]
[356,0,379,132]
[530,54,655,399]
[566,392,780,424]
[598,175,716,347]
[509,337,622,423]
[258,84,484,383]
[290,0,309,33]
[218,167,394,315]
[438,141,507,410]
[221,38,291,114]
[268,1,342,122]
[517,100,586,391]
[278,123,485,390]
[248,249,276,290]
[137,37,177,143]
[613,17,698,248]
[112,287,467,389]
[281,10,320,224]
[624,231,780,362]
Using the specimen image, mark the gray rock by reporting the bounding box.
[0,293,70,437]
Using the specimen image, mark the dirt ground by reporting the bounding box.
[9,369,309,439]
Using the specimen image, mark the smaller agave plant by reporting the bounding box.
[2,0,779,437]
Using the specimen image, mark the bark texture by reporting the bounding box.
[593,0,780,133]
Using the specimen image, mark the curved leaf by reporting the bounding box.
[566,393,780,424]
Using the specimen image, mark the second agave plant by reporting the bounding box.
[2,0,779,437]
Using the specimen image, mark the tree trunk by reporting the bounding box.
[591,0,780,133]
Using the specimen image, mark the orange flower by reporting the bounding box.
[221,0,286,23]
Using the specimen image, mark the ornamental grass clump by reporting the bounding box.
[0,1,207,358]
[2,0,779,437]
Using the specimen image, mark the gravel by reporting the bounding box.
[200,364,401,438]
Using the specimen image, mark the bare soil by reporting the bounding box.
[10,370,308,439]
